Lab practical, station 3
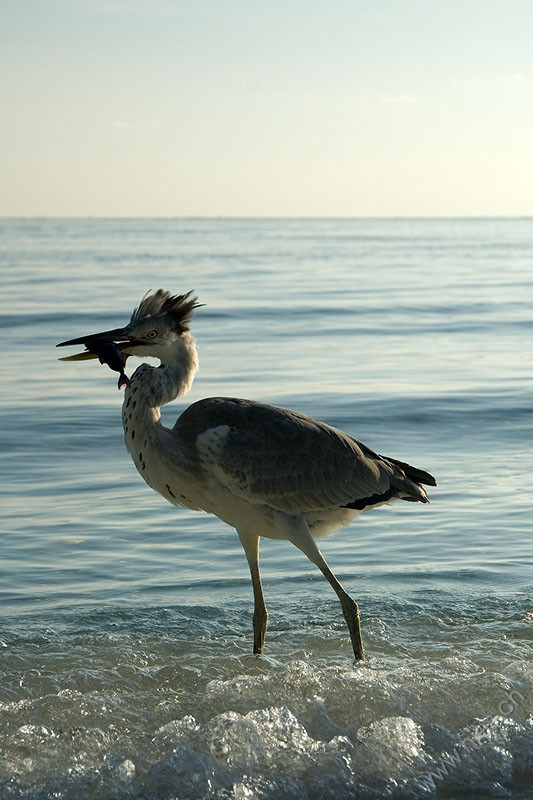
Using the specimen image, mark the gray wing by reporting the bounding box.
[175,397,416,512]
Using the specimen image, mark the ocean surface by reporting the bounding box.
[1,217,532,799]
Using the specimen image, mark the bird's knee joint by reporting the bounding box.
[341,593,360,617]
[253,609,268,626]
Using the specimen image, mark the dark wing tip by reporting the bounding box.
[379,454,437,488]
[342,487,396,510]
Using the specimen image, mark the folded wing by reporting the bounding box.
[176,398,435,513]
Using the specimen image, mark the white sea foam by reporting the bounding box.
[1,621,533,799]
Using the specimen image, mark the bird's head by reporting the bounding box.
[57,289,202,385]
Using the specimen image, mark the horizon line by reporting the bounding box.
[1,214,532,222]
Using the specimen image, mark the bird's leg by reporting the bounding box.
[274,512,365,661]
[249,560,268,654]
[317,561,364,662]
[237,529,268,655]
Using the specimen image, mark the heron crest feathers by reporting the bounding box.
[130,289,202,334]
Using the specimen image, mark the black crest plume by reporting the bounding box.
[130,289,202,333]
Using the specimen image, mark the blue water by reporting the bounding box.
[1,218,532,799]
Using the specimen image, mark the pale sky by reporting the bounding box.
[1,0,532,216]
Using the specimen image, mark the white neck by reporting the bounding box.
[122,333,198,448]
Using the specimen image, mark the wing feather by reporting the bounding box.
[176,397,396,512]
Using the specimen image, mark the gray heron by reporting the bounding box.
[57,289,436,661]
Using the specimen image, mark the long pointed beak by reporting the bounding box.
[58,351,100,362]
[57,326,132,349]
[56,326,136,362]
[57,325,135,389]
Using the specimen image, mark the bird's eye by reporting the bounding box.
[146,330,157,339]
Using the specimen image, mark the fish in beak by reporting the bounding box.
[57,327,135,389]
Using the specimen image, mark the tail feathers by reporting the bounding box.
[400,485,430,504]
[380,454,437,488]
[379,454,436,505]
[351,437,436,506]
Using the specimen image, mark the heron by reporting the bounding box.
[57,289,436,661]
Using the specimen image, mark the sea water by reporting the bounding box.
[0,218,532,798]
